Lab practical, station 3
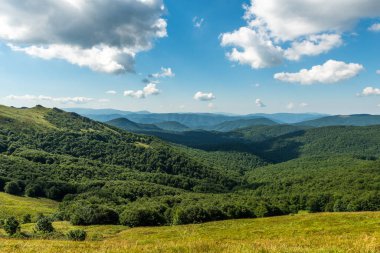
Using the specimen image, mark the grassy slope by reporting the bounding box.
[0,192,58,220]
[0,212,379,252]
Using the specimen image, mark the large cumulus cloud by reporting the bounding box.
[221,0,380,69]
[0,0,167,73]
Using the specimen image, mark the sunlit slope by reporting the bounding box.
[0,212,379,253]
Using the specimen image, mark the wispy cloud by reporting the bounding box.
[124,83,160,99]
[5,95,99,104]
[194,92,216,101]
[150,67,175,78]
[369,23,380,32]
[193,16,204,28]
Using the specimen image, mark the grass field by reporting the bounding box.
[0,212,379,253]
[0,192,58,220]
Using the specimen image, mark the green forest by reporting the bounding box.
[0,105,379,228]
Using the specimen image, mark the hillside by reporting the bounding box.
[0,192,58,220]
[208,118,278,132]
[0,105,379,229]
[154,121,190,131]
[297,114,380,127]
[106,118,162,132]
[0,212,379,252]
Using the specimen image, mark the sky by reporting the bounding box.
[0,0,379,115]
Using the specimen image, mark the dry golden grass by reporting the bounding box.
[0,212,379,253]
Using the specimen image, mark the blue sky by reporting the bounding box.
[0,0,379,114]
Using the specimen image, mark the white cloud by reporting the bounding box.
[220,0,380,68]
[243,0,380,41]
[194,92,216,101]
[193,17,204,28]
[284,34,343,61]
[208,103,214,108]
[0,0,167,74]
[124,83,160,99]
[376,70,380,74]
[5,94,96,104]
[287,102,295,110]
[220,27,283,69]
[274,60,364,85]
[255,98,266,108]
[369,23,380,31]
[124,90,146,99]
[106,90,117,95]
[299,102,309,107]
[151,67,175,78]
[360,87,380,96]
[143,83,160,95]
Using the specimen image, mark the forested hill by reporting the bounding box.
[0,105,239,190]
[0,105,379,228]
[296,114,380,127]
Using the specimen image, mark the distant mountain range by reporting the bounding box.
[64,108,328,129]
[296,114,380,127]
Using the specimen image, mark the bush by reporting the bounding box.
[3,217,20,235]
[173,205,211,225]
[25,184,45,198]
[4,181,22,195]
[67,229,87,241]
[22,214,32,224]
[120,207,166,227]
[70,205,119,225]
[35,217,54,233]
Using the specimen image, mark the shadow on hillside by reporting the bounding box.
[143,130,306,164]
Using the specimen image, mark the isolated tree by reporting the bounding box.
[3,217,20,235]
[35,217,54,233]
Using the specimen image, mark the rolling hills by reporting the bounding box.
[0,104,379,229]
[297,114,380,127]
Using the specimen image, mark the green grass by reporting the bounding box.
[0,105,55,130]
[0,192,58,220]
[0,212,379,252]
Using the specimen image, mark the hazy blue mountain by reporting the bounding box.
[208,118,278,132]
[106,118,162,132]
[250,113,328,124]
[64,108,327,129]
[297,114,380,127]
[154,121,190,132]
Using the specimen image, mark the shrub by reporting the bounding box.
[173,205,211,225]
[120,207,166,227]
[4,181,22,195]
[22,214,32,224]
[70,205,119,225]
[35,217,54,233]
[67,229,87,241]
[3,217,20,235]
[25,184,45,198]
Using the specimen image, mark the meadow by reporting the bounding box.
[0,212,379,253]
[0,193,379,253]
